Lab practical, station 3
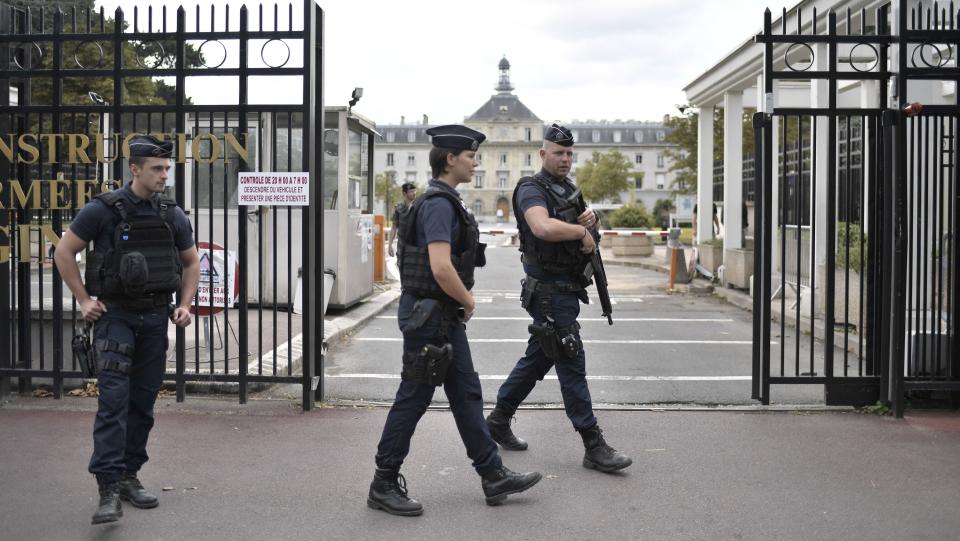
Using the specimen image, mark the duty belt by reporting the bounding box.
[100,293,173,310]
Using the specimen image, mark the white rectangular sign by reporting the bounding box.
[238,172,310,206]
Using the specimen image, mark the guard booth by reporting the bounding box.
[322,107,377,310]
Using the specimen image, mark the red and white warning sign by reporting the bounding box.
[193,241,240,316]
[237,172,310,206]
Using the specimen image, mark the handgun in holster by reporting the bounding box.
[72,323,97,378]
[418,343,452,386]
[529,318,563,360]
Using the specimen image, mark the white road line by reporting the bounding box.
[376,316,735,323]
[355,337,761,345]
[327,373,752,382]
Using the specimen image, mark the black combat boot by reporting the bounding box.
[367,468,423,516]
[486,407,528,451]
[118,473,159,509]
[91,482,122,525]
[579,425,633,473]
[481,466,542,506]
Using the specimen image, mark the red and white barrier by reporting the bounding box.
[479,228,670,238]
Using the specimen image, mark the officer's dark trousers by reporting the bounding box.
[496,287,598,430]
[375,296,502,476]
[88,305,169,483]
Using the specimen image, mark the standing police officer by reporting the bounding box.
[54,135,200,524]
[487,124,632,473]
[368,125,542,516]
[387,182,417,257]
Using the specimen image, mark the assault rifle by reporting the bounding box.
[560,189,614,325]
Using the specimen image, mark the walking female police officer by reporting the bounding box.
[368,125,542,516]
[54,135,200,525]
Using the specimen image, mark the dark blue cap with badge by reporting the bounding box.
[128,135,174,158]
[545,123,574,147]
[425,124,486,151]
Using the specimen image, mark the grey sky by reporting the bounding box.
[98,0,778,124]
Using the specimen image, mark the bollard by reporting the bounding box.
[373,214,385,282]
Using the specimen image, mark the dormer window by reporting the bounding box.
[613,130,622,143]
[499,105,509,113]
[656,131,665,142]
[634,130,643,143]
[407,130,416,143]
[591,130,600,142]
[386,131,395,143]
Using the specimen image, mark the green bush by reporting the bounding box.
[607,204,653,229]
[836,222,866,270]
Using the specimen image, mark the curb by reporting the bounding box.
[323,286,401,350]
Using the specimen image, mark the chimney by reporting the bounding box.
[423,114,429,125]
[401,115,405,125]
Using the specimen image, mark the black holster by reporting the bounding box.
[402,343,452,386]
[72,324,96,378]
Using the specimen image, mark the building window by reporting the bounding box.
[473,199,483,215]
[524,153,532,166]
[573,153,578,164]
[656,173,666,190]
[571,130,579,142]
[634,130,643,143]
[592,130,600,143]
[500,153,508,165]
[521,170,535,178]
[525,127,532,141]
[635,175,644,190]
[474,173,484,188]
[407,130,416,143]
[657,154,665,168]
[477,153,483,164]
[386,153,394,166]
[613,130,622,143]
[635,153,642,165]
[386,131,395,143]
[407,153,416,167]
[498,172,509,189]
[405,172,416,183]
[656,131,665,142]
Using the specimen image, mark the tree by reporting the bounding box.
[663,106,756,195]
[607,203,652,229]
[12,1,204,112]
[652,198,675,229]
[375,171,402,219]
[575,150,632,204]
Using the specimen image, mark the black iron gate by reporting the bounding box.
[0,2,325,410]
[753,3,960,416]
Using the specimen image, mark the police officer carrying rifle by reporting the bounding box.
[487,123,632,473]
[368,125,542,516]
[387,182,417,257]
[54,135,200,525]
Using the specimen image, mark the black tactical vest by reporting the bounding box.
[398,188,484,304]
[513,172,588,275]
[84,190,182,299]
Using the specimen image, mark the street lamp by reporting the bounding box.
[348,87,363,113]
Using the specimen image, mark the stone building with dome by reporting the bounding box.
[372,57,678,222]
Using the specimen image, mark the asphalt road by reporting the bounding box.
[324,236,825,406]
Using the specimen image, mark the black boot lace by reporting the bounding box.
[394,473,409,498]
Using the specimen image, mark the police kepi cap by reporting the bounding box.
[545,123,574,147]
[128,135,174,158]
[425,124,486,151]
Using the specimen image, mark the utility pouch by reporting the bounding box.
[402,343,452,386]
[558,323,583,358]
[529,321,562,360]
[520,277,539,310]
[119,251,149,297]
[400,298,438,333]
[475,242,487,268]
[72,324,96,378]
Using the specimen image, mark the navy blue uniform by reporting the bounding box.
[375,180,502,476]
[496,175,597,430]
[70,185,194,484]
